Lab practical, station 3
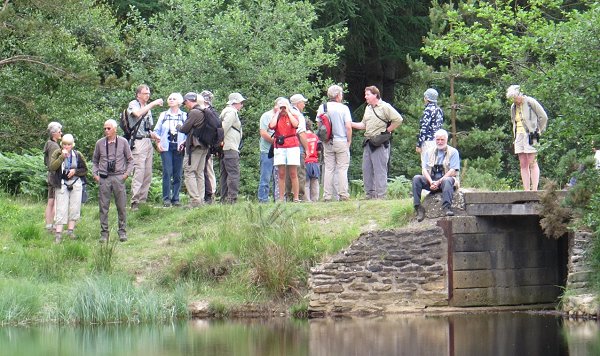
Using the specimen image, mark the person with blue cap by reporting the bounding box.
[416,88,444,164]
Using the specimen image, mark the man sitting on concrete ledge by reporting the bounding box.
[413,129,460,221]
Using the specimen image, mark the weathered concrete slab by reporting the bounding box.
[453,250,557,270]
[464,191,555,204]
[453,268,558,288]
[465,203,540,216]
[452,233,555,253]
[451,285,561,306]
[449,216,542,234]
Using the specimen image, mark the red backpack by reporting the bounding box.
[316,102,332,143]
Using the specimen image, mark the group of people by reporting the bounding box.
[43,83,549,242]
[44,122,88,243]
[412,84,548,220]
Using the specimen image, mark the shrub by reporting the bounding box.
[0,151,47,198]
[387,176,412,199]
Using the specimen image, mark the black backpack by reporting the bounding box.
[119,108,143,141]
[194,106,224,152]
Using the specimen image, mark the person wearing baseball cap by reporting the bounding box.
[219,93,245,203]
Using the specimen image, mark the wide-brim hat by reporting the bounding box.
[227,92,246,105]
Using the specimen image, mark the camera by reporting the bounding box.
[61,169,69,181]
[168,132,177,142]
[276,135,285,146]
[143,118,151,131]
[66,184,73,191]
[431,164,444,180]
[528,131,540,145]
[107,160,116,173]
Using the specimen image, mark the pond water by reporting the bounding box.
[1,312,599,356]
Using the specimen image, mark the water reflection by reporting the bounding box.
[0,313,598,356]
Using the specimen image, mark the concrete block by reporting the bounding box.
[453,250,557,270]
[453,268,559,288]
[450,285,561,306]
[466,203,540,216]
[463,191,565,204]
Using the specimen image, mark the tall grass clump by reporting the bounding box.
[0,279,42,325]
[68,275,186,324]
[14,223,43,243]
[92,241,117,273]
[243,204,313,297]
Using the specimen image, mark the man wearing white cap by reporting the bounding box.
[416,88,444,164]
[289,94,309,201]
[219,92,245,203]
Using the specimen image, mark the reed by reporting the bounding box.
[0,279,42,325]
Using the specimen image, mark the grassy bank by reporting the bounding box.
[0,194,413,325]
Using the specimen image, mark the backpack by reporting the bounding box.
[119,108,143,141]
[194,106,224,152]
[316,102,332,143]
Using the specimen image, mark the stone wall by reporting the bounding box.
[308,222,448,317]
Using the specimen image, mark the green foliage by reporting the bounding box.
[387,176,412,200]
[0,151,47,197]
[564,157,600,217]
[290,300,309,319]
[460,155,512,191]
[539,180,572,239]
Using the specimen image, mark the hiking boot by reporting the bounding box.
[163,201,172,208]
[415,205,426,222]
[54,232,62,244]
[172,201,181,207]
[444,207,455,217]
[184,202,201,209]
[66,229,76,240]
[99,236,108,243]
[131,202,139,211]
[119,235,128,242]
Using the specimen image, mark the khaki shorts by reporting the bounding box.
[514,132,537,154]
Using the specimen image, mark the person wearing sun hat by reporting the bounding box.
[49,134,88,243]
[219,92,245,203]
[506,84,548,191]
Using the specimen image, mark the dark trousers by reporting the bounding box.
[160,147,183,203]
[412,175,455,209]
[219,150,240,203]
